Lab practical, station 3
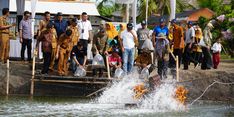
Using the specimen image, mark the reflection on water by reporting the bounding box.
[0,96,233,117]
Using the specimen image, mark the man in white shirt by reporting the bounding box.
[77,12,92,50]
[120,23,138,73]
[183,21,195,70]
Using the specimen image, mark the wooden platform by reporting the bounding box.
[34,74,115,85]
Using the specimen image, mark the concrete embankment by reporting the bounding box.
[0,61,233,101]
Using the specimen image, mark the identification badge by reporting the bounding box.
[82,29,84,33]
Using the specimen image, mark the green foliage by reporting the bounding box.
[197,16,209,30]
[197,0,223,14]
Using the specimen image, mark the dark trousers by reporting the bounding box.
[79,39,88,50]
[183,44,195,69]
[201,47,213,69]
[42,52,51,74]
[169,49,183,68]
[158,59,168,79]
[21,39,32,61]
[192,52,202,64]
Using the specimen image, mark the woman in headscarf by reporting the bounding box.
[105,22,118,52]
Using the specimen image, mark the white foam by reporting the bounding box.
[96,72,186,112]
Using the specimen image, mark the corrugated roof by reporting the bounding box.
[9,0,100,16]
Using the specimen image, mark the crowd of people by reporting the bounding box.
[0,8,223,79]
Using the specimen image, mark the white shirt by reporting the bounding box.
[185,27,195,44]
[121,30,137,49]
[211,42,222,53]
[77,20,92,40]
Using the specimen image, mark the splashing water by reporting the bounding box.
[96,71,186,112]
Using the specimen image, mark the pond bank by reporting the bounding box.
[0,61,233,102]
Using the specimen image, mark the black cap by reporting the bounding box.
[46,22,54,29]
[57,12,63,16]
[127,23,133,29]
[77,41,83,46]
[65,29,72,36]
[71,18,78,24]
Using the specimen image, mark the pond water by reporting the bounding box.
[0,96,233,117]
[1,72,234,117]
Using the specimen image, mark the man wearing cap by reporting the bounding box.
[201,21,213,70]
[92,28,108,55]
[170,19,184,68]
[56,29,73,76]
[137,20,150,54]
[120,23,138,73]
[77,12,92,50]
[0,8,16,63]
[19,11,32,62]
[67,18,79,47]
[183,21,195,70]
[54,12,68,38]
[36,23,55,74]
[152,18,170,79]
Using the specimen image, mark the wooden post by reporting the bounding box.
[106,55,111,79]
[6,59,10,95]
[30,51,36,95]
[176,56,179,82]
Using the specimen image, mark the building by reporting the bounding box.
[148,8,215,26]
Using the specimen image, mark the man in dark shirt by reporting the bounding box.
[71,41,87,73]
[54,12,68,38]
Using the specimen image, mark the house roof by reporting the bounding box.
[9,0,100,16]
[148,8,214,25]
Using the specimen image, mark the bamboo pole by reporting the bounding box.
[106,55,111,79]
[30,50,36,95]
[6,59,10,95]
[86,87,107,97]
[176,56,179,82]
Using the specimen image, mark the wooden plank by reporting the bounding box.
[176,56,179,82]
[30,51,36,95]
[6,59,10,95]
[106,55,111,79]
[35,75,115,81]
[33,79,109,84]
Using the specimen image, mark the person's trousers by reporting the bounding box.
[58,48,70,75]
[49,47,57,70]
[201,47,213,69]
[42,52,51,74]
[0,34,10,62]
[158,59,168,79]
[122,48,135,73]
[212,53,220,69]
[169,49,183,68]
[21,39,32,61]
[183,44,192,69]
[71,57,84,73]
[192,52,202,64]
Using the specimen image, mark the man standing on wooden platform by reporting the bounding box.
[0,8,16,64]
[56,29,73,76]
[19,11,32,63]
[36,23,55,74]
